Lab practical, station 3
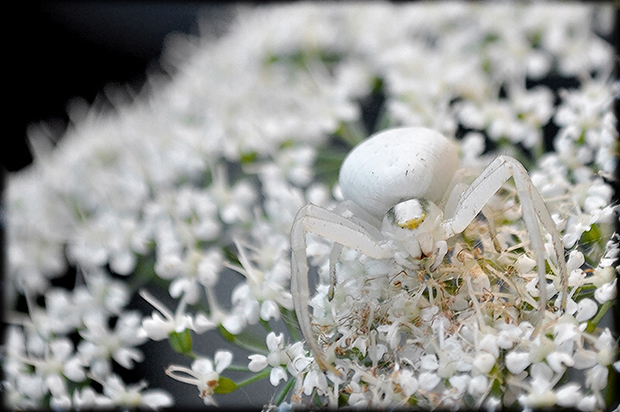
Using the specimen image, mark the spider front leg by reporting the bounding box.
[440,155,568,329]
[290,204,391,376]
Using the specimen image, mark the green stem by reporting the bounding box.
[275,377,296,405]
[186,351,200,360]
[282,308,301,342]
[235,369,271,389]
[260,318,273,333]
[226,364,253,372]
[229,337,269,355]
[586,300,614,333]
[218,325,269,355]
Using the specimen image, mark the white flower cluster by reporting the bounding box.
[3,2,617,410]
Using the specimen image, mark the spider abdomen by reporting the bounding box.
[338,127,459,219]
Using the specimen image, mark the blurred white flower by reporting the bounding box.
[100,374,174,409]
[79,311,146,369]
[139,289,196,341]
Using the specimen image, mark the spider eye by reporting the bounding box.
[387,199,427,231]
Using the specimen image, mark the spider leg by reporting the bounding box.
[505,157,568,312]
[326,200,383,301]
[441,168,502,253]
[331,199,384,237]
[290,204,390,376]
[440,155,567,329]
[328,243,343,301]
[440,167,472,216]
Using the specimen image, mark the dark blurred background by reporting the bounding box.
[6,2,233,173]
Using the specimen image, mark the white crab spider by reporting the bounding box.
[290,127,568,375]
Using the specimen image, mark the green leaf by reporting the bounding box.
[169,329,192,354]
[240,151,258,164]
[579,223,602,246]
[213,376,238,394]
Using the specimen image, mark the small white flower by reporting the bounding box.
[247,332,310,387]
[575,298,598,321]
[555,383,583,407]
[165,351,232,406]
[546,351,574,373]
[100,374,173,409]
[72,387,114,409]
[79,311,146,370]
[594,278,616,303]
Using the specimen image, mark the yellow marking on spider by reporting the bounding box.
[398,214,425,230]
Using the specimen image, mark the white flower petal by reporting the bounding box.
[577,395,598,411]
[585,364,608,391]
[260,300,280,321]
[192,358,215,375]
[222,314,245,335]
[214,350,233,374]
[141,390,174,409]
[420,354,439,371]
[270,366,288,387]
[555,383,582,407]
[572,348,598,369]
[303,368,328,396]
[594,279,616,303]
[546,351,574,373]
[398,371,419,397]
[193,313,216,333]
[63,357,86,382]
[248,355,268,372]
[419,372,440,391]
[575,298,598,322]
[266,332,284,352]
[478,334,499,358]
[473,352,496,374]
[141,315,172,341]
[506,351,531,375]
